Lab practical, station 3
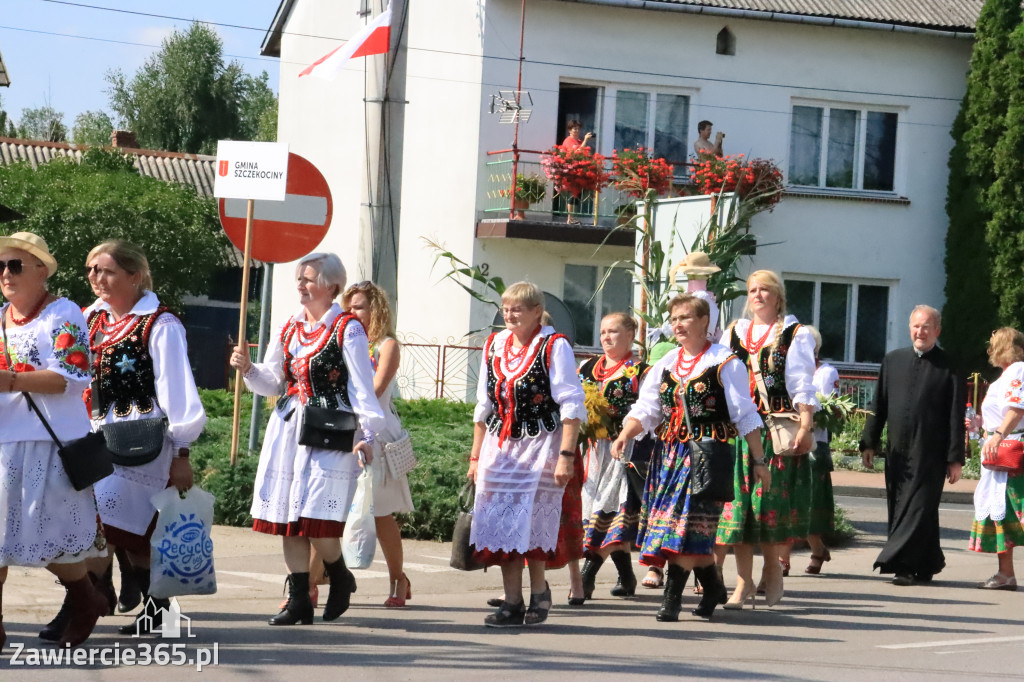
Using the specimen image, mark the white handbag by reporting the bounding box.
[384,430,417,479]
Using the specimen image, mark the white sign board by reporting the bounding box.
[213,141,289,201]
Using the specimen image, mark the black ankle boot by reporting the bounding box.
[609,551,637,597]
[656,565,689,622]
[115,548,142,613]
[581,555,604,600]
[119,568,170,635]
[323,557,357,622]
[692,564,727,620]
[39,584,73,641]
[269,572,314,626]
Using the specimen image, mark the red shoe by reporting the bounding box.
[384,574,411,608]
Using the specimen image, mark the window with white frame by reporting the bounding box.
[784,277,891,363]
[564,264,633,347]
[788,104,898,192]
[613,90,690,165]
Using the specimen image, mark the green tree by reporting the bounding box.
[16,106,67,142]
[943,0,1020,371]
[239,71,278,142]
[989,20,1024,330]
[71,110,115,147]
[0,94,16,137]
[0,150,228,309]
[106,23,276,154]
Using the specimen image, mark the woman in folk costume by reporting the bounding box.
[0,232,108,648]
[468,282,586,627]
[38,240,206,641]
[715,270,818,608]
[342,280,415,607]
[612,293,768,622]
[969,327,1024,590]
[230,253,385,626]
[577,312,652,601]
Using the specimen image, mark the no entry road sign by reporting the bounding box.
[218,152,333,263]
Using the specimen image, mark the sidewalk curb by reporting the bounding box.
[835,485,974,505]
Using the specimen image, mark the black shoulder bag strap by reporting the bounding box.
[1,308,66,448]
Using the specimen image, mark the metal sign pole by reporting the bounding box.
[247,262,274,453]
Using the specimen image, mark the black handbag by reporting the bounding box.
[100,417,168,466]
[450,482,485,571]
[682,393,736,503]
[298,405,358,451]
[2,316,113,491]
[25,393,113,491]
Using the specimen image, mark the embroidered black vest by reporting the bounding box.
[578,357,649,439]
[282,313,357,410]
[730,321,799,415]
[88,308,170,418]
[659,358,739,443]
[484,332,565,442]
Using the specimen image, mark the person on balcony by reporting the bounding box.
[694,120,724,157]
[561,119,594,225]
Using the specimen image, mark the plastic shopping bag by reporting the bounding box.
[342,465,376,569]
[149,485,218,599]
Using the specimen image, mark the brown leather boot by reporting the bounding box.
[58,575,109,647]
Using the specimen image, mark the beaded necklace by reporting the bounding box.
[744,319,775,354]
[97,310,135,338]
[295,322,328,347]
[592,354,630,383]
[502,325,541,371]
[7,292,49,326]
[675,341,711,381]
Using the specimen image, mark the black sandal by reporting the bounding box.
[484,600,526,628]
[524,582,552,626]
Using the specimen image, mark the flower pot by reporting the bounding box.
[511,198,529,220]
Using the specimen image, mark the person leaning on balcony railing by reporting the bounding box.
[561,119,593,225]
[467,281,586,628]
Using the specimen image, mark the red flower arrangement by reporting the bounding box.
[610,147,673,198]
[690,154,784,209]
[541,144,609,198]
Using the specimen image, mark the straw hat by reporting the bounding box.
[676,251,720,276]
[0,231,58,276]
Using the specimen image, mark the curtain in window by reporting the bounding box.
[825,109,858,188]
[789,106,822,186]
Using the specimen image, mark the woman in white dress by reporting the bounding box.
[0,232,108,648]
[48,240,204,639]
[468,281,586,628]
[343,280,415,607]
[230,253,385,626]
[968,327,1024,589]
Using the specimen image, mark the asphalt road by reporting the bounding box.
[4,495,1024,681]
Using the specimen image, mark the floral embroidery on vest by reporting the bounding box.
[88,308,169,418]
[658,359,739,443]
[282,313,356,409]
[730,322,799,415]
[578,357,649,439]
[484,332,564,442]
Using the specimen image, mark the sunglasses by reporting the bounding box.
[0,259,43,276]
[84,264,121,278]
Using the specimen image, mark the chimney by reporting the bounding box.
[110,130,139,149]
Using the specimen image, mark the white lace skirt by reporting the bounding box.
[582,439,631,520]
[94,436,175,535]
[0,440,106,567]
[470,428,563,554]
[250,398,361,524]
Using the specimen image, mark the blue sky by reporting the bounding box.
[0,0,283,132]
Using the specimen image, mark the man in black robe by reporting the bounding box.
[860,305,965,585]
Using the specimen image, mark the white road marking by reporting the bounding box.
[879,635,1024,650]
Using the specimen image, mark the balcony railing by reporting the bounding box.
[483,148,694,227]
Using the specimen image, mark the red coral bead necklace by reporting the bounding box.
[675,341,711,380]
[744,318,775,354]
[593,354,630,382]
[7,291,49,326]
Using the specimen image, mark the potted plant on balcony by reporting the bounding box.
[610,147,674,199]
[690,154,784,211]
[541,144,610,223]
[503,172,547,220]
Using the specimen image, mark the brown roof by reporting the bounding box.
[613,0,983,31]
[0,137,217,197]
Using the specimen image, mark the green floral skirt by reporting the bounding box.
[716,436,811,545]
[969,472,1024,554]
[807,441,835,536]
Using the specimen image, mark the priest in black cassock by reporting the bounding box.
[859,305,965,585]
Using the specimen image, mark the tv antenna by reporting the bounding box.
[489,90,532,124]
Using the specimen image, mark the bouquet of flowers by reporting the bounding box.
[579,380,614,448]
[690,154,784,209]
[610,147,674,198]
[541,144,610,198]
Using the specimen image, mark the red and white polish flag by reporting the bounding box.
[299,3,392,80]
